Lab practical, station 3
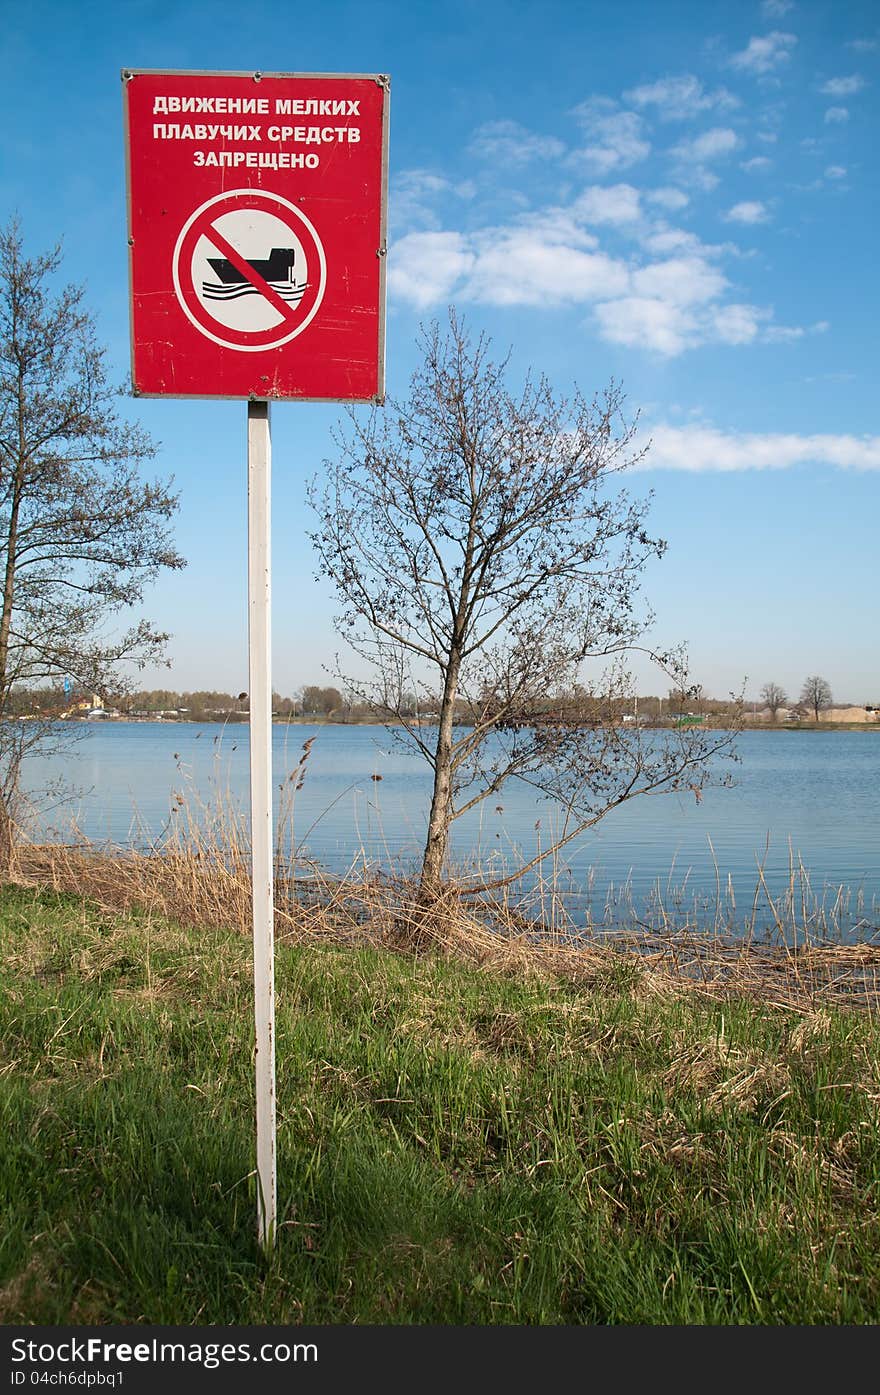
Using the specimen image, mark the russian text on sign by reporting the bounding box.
[154,123,264,140]
[154,96,361,117]
[193,150,321,167]
[274,98,360,115]
[155,124,361,146]
[154,95,272,114]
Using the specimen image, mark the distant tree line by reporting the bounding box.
[7,675,870,727]
[8,683,391,722]
[6,682,731,723]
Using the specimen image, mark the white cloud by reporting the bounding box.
[712,304,762,344]
[761,0,795,17]
[641,227,708,256]
[757,130,779,143]
[398,171,449,196]
[463,227,629,306]
[392,170,472,231]
[847,39,878,53]
[624,74,739,121]
[573,183,642,225]
[669,126,739,189]
[593,256,808,355]
[468,120,565,166]
[635,425,880,472]
[646,186,690,210]
[724,200,770,224]
[730,32,798,75]
[686,168,721,193]
[389,196,802,360]
[388,232,475,309]
[671,127,740,163]
[504,208,598,250]
[593,268,774,357]
[825,165,847,179]
[632,256,727,307]
[769,319,827,345]
[569,99,650,173]
[824,106,850,123]
[594,297,699,356]
[763,324,804,342]
[819,75,865,97]
[389,206,626,313]
[741,156,773,172]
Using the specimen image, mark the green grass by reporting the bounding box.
[1,882,879,1324]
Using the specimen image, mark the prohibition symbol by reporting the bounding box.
[172,189,327,352]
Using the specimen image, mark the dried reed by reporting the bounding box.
[9,769,880,1015]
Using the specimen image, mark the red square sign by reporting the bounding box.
[122,70,389,401]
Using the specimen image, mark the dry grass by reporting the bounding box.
[9,818,880,1018]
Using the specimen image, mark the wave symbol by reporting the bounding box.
[201,280,307,303]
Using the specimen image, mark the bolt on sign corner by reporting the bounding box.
[122,69,389,402]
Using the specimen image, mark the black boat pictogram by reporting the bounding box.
[202,247,305,303]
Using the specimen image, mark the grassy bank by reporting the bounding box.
[1,881,879,1324]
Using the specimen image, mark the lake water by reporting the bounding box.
[22,722,880,937]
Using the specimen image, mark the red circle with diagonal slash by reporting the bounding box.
[172,189,327,352]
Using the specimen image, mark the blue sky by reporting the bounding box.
[2,0,877,704]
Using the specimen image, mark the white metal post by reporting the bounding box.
[247,399,277,1253]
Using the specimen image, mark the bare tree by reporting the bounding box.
[760,681,787,722]
[299,684,343,716]
[0,219,184,864]
[801,675,832,724]
[309,314,736,908]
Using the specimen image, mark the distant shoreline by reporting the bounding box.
[35,715,880,733]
